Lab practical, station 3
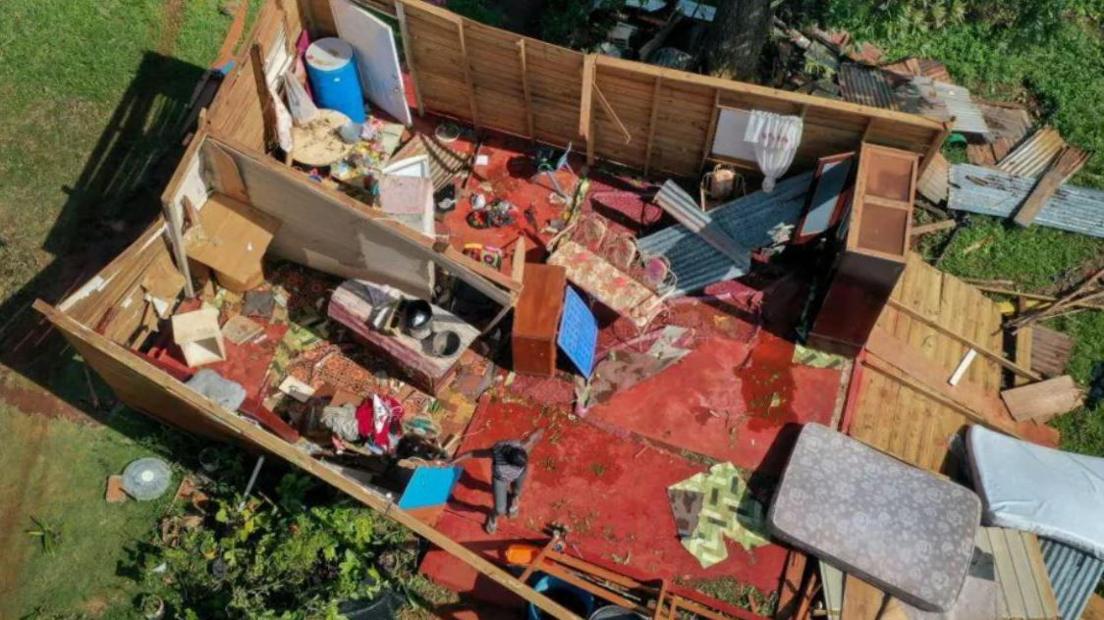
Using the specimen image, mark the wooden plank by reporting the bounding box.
[456,19,479,128]
[909,219,956,237]
[36,299,583,620]
[700,90,721,169]
[395,1,424,115]
[887,298,1042,381]
[592,82,632,144]
[643,76,662,175]
[579,54,596,140]
[1013,146,1091,227]
[841,575,888,620]
[981,528,1029,619]
[1023,533,1061,619]
[1001,375,1083,422]
[1004,528,1047,619]
[518,39,535,139]
[249,43,276,149]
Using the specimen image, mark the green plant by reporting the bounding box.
[684,577,778,616]
[541,0,626,49]
[446,0,503,27]
[25,516,62,555]
[126,472,413,619]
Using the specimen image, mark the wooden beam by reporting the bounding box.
[592,82,632,144]
[917,121,952,178]
[579,54,597,140]
[1015,297,1034,386]
[35,300,582,620]
[249,43,277,149]
[395,1,424,116]
[644,76,662,176]
[518,39,535,140]
[456,19,479,129]
[909,219,956,237]
[1013,146,1091,227]
[699,90,721,170]
[887,298,1042,381]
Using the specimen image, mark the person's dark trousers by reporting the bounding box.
[492,469,527,517]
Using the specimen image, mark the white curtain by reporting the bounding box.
[744,110,803,193]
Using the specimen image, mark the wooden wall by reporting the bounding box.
[207,0,303,150]
[395,0,946,178]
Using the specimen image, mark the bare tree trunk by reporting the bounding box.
[700,0,773,81]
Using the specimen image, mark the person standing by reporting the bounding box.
[452,429,544,533]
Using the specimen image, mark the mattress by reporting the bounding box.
[967,424,1104,559]
[768,423,982,611]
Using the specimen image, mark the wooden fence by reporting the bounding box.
[392,0,947,178]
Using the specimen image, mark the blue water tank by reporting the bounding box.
[305,37,366,123]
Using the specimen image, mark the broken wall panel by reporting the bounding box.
[58,223,181,347]
[203,139,435,299]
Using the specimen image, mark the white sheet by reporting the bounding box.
[967,425,1104,559]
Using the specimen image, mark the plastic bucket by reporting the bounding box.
[305,37,366,123]
[527,574,595,620]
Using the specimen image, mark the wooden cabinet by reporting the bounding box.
[512,264,567,377]
[809,144,918,355]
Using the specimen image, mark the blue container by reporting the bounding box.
[305,37,366,123]
[527,574,595,620]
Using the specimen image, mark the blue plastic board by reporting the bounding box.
[397,466,462,510]
[557,286,598,377]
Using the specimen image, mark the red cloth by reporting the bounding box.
[355,395,404,450]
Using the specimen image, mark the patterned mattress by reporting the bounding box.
[768,423,982,612]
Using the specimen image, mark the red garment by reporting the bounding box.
[355,395,404,451]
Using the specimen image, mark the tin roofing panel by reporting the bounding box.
[948,164,1104,238]
[998,127,1067,178]
[839,63,899,110]
[1041,537,1104,620]
[913,77,989,135]
[637,172,812,295]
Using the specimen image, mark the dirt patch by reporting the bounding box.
[157,0,186,56]
[0,366,92,424]
[0,413,49,608]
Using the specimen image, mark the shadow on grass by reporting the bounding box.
[0,51,206,432]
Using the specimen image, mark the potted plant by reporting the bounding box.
[140,593,165,620]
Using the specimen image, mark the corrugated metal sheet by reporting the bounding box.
[881,57,952,83]
[654,180,751,272]
[912,77,990,136]
[948,164,1104,237]
[637,172,812,295]
[1041,537,1104,620]
[998,127,1067,178]
[839,63,899,110]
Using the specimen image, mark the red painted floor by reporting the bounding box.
[423,400,790,598]
[586,330,842,476]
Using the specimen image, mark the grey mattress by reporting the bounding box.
[768,424,982,612]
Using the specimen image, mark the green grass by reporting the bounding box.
[0,403,179,618]
[935,216,1104,290]
[0,1,252,616]
[0,0,241,307]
